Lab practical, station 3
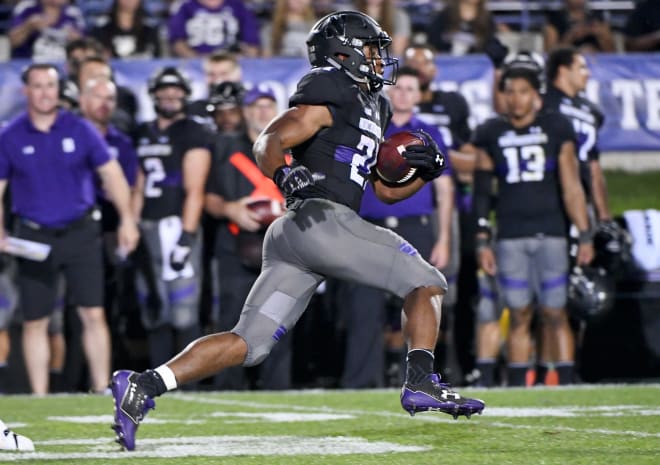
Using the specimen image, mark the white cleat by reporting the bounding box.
[0,420,34,452]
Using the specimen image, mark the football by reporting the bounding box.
[246,198,285,228]
[375,131,423,184]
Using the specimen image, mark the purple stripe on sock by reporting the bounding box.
[272,325,287,341]
[541,274,568,290]
[0,295,9,309]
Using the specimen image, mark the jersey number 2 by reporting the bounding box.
[144,158,166,198]
[350,135,377,187]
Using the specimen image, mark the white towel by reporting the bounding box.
[624,209,660,272]
[158,216,194,281]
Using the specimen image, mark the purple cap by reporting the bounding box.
[244,86,277,105]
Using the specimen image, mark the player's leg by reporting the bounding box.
[111,210,324,450]
[134,222,174,366]
[475,270,503,387]
[0,265,18,393]
[282,200,483,417]
[16,230,59,395]
[47,280,66,392]
[537,237,574,384]
[65,218,110,393]
[496,238,535,386]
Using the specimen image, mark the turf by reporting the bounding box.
[0,385,658,464]
[605,170,660,216]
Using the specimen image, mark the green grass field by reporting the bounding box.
[605,170,660,216]
[0,385,658,464]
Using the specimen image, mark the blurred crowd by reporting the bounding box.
[0,0,657,61]
[0,0,657,395]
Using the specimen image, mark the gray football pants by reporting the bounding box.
[232,198,447,366]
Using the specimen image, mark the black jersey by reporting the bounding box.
[287,67,391,212]
[543,85,604,196]
[135,117,212,220]
[417,90,471,150]
[472,112,576,239]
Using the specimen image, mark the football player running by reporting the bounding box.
[110,11,484,451]
[472,62,594,386]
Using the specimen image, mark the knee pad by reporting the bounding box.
[232,307,288,367]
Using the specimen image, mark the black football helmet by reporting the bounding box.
[206,81,245,113]
[499,50,545,92]
[306,10,398,91]
[567,266,615,321]
[592,220,633,275]
[148,66,191,118]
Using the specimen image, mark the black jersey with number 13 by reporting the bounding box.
[472,112,576,239]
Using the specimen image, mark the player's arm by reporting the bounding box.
[181,147,212,234]
[205,193,262,232]
[371,175,427,204]
[430,174,454,269]
[132,169,145,220]
[558,141,594,265]
[254,104,332,177]
[97,159,140,253]
[589,160,611,222]
[473,148,497,276]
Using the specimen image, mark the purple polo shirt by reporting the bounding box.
[10,1,85,59]
[0,110,112,227]
[167,0,260,54]
[360,116,451,220]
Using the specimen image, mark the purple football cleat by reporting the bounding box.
[110,370,155,451]
[401,374,485,419]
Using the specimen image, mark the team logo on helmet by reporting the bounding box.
[306,11,398,91]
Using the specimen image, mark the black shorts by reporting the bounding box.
[15,213,104,321]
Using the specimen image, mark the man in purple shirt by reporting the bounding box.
[8,0,85,60]
[0,64,139,395]
[340,66,455,388]
[167,0,260,57]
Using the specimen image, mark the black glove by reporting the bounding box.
[273,165,325,196]
[484,36,509,69]
[402,129,447,182]
[170,230,194,272]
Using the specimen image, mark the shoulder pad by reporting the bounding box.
[289,68,353,108]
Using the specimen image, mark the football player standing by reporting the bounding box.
[131,67,212,369]
[472,62,594,386]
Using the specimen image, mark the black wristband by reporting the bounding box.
[273,165,290,186]
[578,230,592,244]
[179,230,195,246]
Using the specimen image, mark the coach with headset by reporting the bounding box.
[0,63,138,394]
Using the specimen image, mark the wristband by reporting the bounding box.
[475,236,491,253]
[577,230,592,244]
[273,165,290,186]
[179,230,195,246]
